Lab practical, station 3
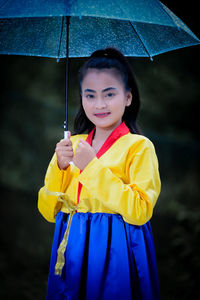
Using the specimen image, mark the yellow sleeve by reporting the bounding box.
[38,153,71,223]
[78,138,161,225]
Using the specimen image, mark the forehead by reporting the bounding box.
[82,68,124,87]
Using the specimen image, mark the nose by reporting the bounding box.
[95,96,107,109]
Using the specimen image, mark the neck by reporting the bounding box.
[93,121,122,142]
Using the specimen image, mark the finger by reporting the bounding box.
[63,138,72,146]
[56,145,73,152]
[57,140,72,148]
[56,148,73,157]
[77,140,89,148]
[56,150,72,157]
[56,149,74,156]
[56,150,74,156]
[80,139,92,148]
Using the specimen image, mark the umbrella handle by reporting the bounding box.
[64,130,70,140]
[64,130,74,166]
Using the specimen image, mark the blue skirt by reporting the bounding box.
[47,212,160,300]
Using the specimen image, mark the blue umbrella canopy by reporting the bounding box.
[0,0,199,133]
[0,0,199,60]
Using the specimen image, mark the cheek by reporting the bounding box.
[82,99,92,115]
[82,99,87,109]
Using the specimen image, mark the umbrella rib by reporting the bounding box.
[129,21,153,61]
[156,1,181,29]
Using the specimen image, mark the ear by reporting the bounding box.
[125,91,132,107]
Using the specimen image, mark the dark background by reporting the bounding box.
[0,1,199,299]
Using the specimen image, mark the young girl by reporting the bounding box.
[38,48,161,300]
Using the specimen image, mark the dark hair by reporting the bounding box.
[73,47,141,134]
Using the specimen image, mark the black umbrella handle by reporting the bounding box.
[64,16,70,138]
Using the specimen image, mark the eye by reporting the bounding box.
[85,94,95,99]
[105,92,115,98]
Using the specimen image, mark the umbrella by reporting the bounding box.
[0,0,199,136]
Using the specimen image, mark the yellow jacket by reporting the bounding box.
[38,130,161,226]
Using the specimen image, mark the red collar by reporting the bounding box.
[86,121,130,158]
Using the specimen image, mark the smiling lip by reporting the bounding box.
[94,112,111,118]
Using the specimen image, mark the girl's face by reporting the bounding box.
[81,68,132,132]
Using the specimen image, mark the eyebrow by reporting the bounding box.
[103,87,117,93]
[83,87,117,93]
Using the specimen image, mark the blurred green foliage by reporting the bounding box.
[0,46,199,299]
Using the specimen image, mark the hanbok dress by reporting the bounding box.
[38,121,161,300]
